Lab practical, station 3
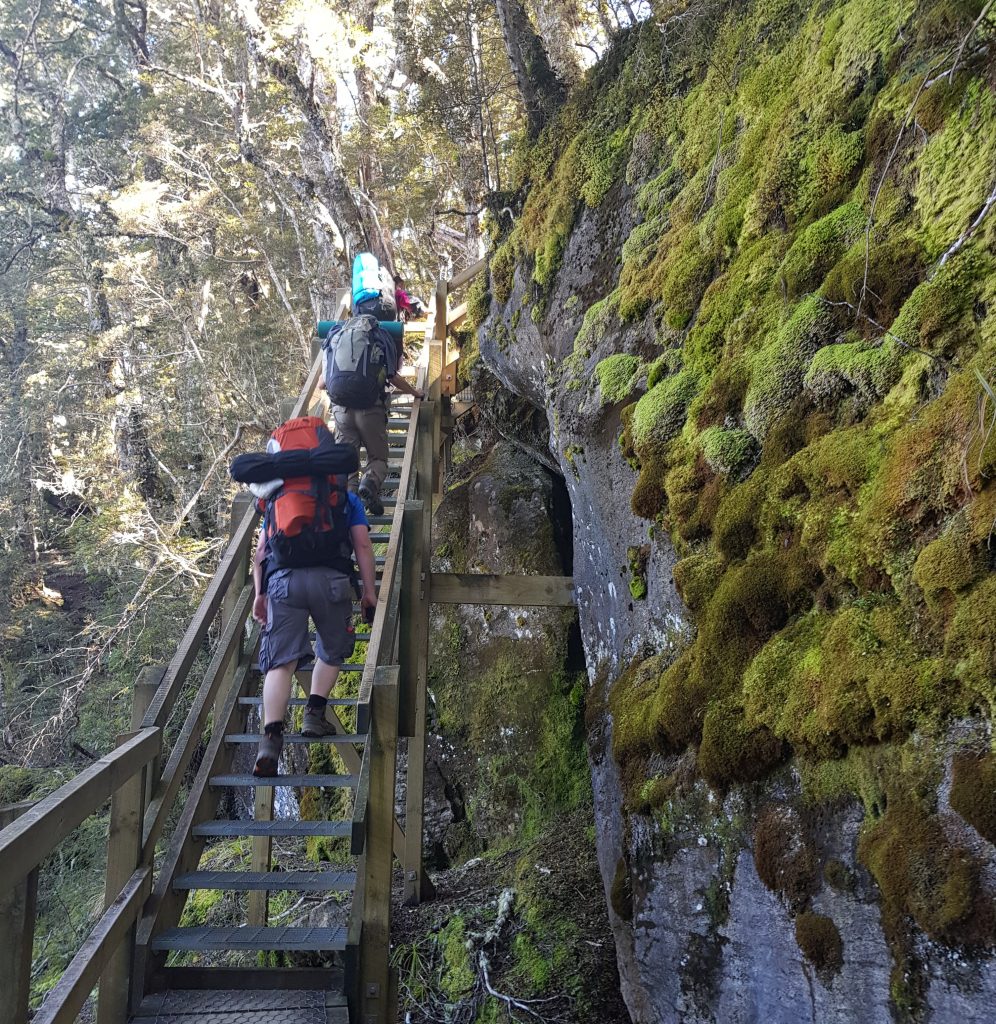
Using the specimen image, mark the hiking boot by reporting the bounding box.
[357,480,384,517]
[301,706,336,738]
[253,731,283,777]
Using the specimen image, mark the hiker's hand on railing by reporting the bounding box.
[360,591,377,625]
[252,593,268,625]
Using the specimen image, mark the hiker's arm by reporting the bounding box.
[351,524,377,616]
[252,529,267,624]
[317,348,327,391]
[389,373,425,400]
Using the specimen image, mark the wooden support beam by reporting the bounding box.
[97,729,146,1024]
[248,782,274,927]
[131,667,163,824]
[358,666,399,1024]
[446,301,467,329]
[440,358,460,398]
[429,573,576,607]
[0,802,37,1024]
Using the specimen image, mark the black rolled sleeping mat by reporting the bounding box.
[230,443,359,483]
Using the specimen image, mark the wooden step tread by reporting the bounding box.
[174,870,356,892]
[224,734,364,745]
[194,820,351,838]
[238,697,357,707]
[150,926,347,952]
[210,774,357,788]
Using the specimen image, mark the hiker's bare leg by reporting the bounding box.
[262,660,298,725]
[310,658,341,699]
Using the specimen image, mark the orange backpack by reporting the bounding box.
[259,417,353,578]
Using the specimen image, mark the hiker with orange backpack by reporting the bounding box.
[229,416,377,777]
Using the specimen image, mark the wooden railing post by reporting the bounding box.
[133,666,164,812]
[217,493,253,728]
[0,801,38,1024]
[96,725,147,1024]
[358,666,400,1024]
[402,399,436,905]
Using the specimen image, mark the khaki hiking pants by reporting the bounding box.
[332,401,389,494]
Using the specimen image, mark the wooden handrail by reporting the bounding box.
[446,257,486,290]
[350,734,372,856]
[32,867,151,1024]
[0,728,161,890]
[142,584,254,857]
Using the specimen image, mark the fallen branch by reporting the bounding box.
[936,178,996,270]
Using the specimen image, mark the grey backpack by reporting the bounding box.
[324,316,390,409]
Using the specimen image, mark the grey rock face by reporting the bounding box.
[476,194,996,1023]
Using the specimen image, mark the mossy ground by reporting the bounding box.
[481,0,996,992]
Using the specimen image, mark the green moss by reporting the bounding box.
[912,522,981,606]
[698,426,758,476]
[860,796,995,946]
[466,272,491,329]
[437,915,475,999]
[595,353,640,405]
[179,886,223,927]
[631,368,701,457]
[661,240,714,329]
[627,543,649,600]
[803,337,902,409]
[743,296,835,440]
[944,575,996,698]
[712,472,767,560]
[795,913,844,976]
[697,697,786,790]
[0,765,36,804]
[672,552,724,612]
[949,751,996,845]
[743,603,939,757]
[574,293,619,356]
[490,234,520,306]
[779,201,865,297]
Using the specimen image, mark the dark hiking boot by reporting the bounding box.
[358,480,384,517]
[253,731,283,777]
[301,706,336,738]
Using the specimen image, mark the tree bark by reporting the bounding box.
[494,0,566,138]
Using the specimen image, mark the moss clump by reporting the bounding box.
[465,273,491,329]
[698,426,758,476]
[437,915,475,999]
[631,368,701,457]
[949,751,996,845]
[490,234,520,306]
[743,603,939,757]
[912,522,981,607]
[595,353,640,405]
[779,201,865,297]
[712,472,767,560]
[803,338,902,410]
[0,765,36,804]
[672,552,724,612]
[860,797,995,947]
[944,576,996,696]
[795,912,844,977]
[743,296,835,440]
[627,544,649,600]
[753,804,819,909]
[697,698,787,790]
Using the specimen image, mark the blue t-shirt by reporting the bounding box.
[345,491,369,529]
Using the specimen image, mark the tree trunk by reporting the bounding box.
[494,0,566,138]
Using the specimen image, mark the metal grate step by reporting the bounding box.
[210,774,357,788]
[151,926,347,952]
[224,734,364,745]
[174,870,356,892]
[194,820,351,839]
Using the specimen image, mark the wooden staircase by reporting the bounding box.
[0,261,569,1024]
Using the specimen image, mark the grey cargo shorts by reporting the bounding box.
[258,566,356,673]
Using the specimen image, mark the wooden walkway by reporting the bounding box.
[0,259,576,1024]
